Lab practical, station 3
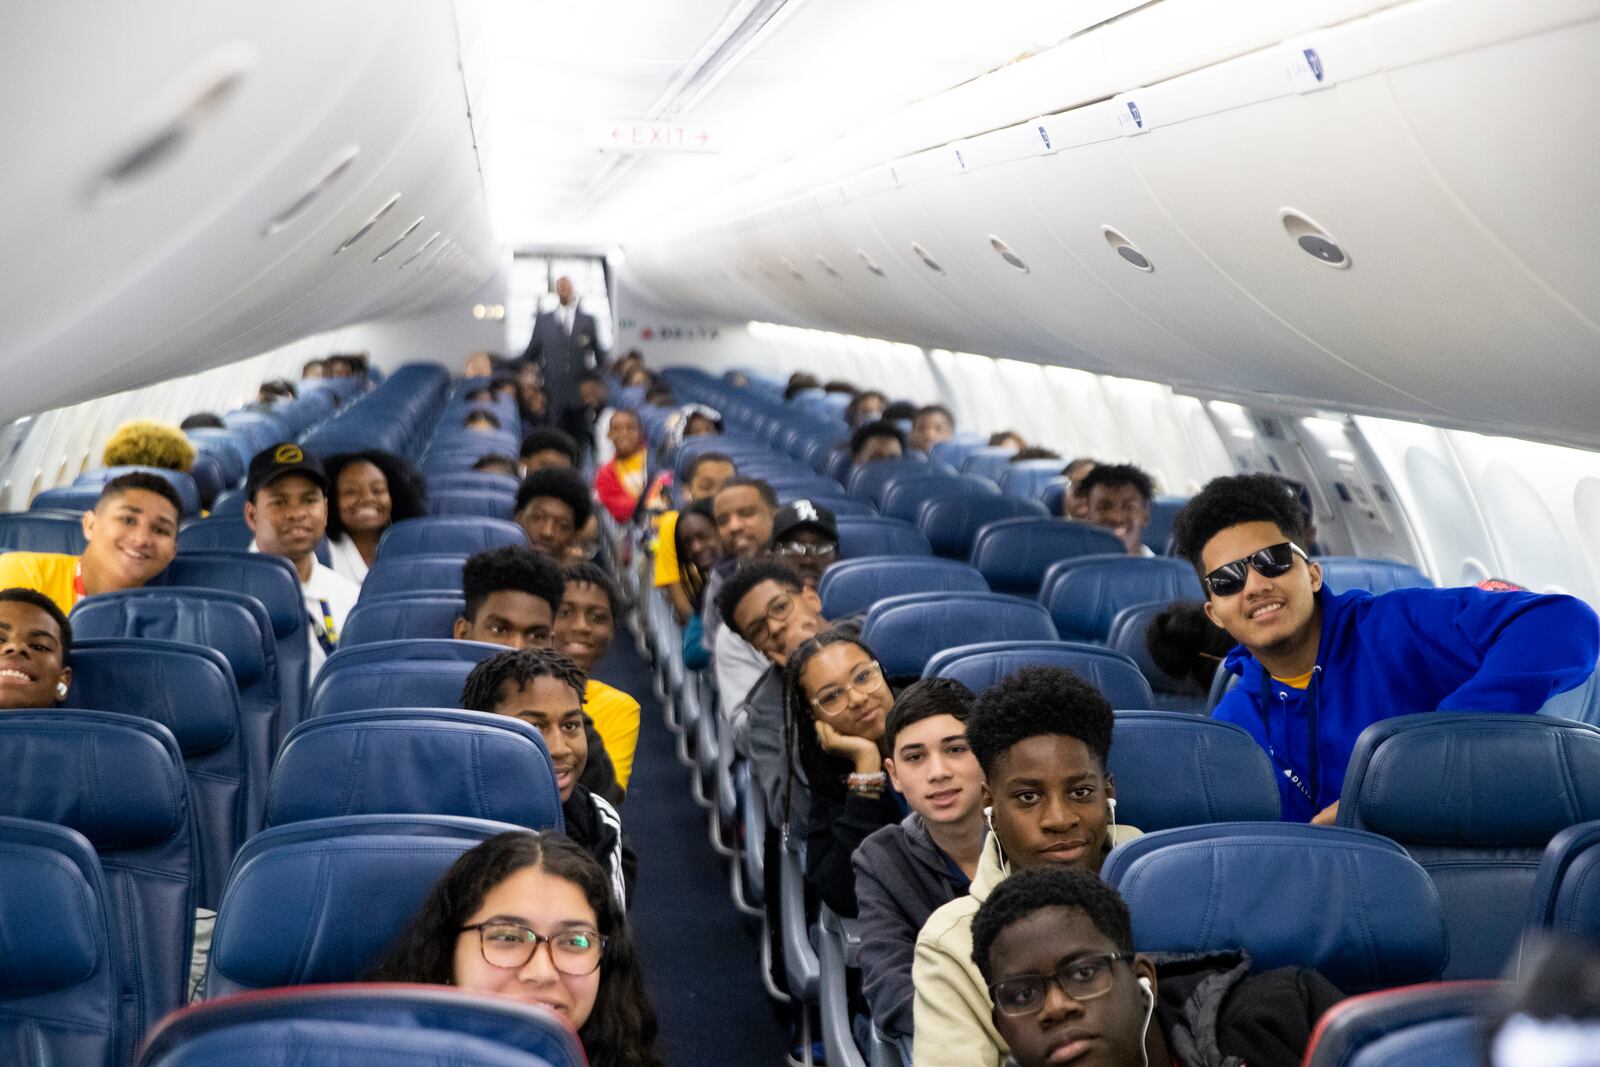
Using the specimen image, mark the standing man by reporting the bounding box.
[523,275,608,413]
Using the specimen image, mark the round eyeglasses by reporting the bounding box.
[989,952,1136,1016]
[461,922,606,976]
[811,661,885,716]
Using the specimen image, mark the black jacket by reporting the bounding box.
[563,784,637,910]
[1153,950,1343,1067]
[803,766,902,919]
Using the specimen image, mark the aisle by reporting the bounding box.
[594,639,789,1065]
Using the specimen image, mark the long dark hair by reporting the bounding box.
[673,499,718,612]
[368,831,662,1067]
[781,630,885,824]
[322,449,428,541]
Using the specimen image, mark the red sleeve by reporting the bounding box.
[594,462,638,523]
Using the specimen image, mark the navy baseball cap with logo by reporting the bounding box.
[771,499,838,544]
[246,442,329,499]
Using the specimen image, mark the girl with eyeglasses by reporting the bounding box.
[783,630,904,918]
[370,831,661,1067]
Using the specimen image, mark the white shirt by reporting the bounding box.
[714,617,770,721]
[325,534,370,585]
[250,541,361,675]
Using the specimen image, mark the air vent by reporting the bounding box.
[92,46,255,201]
[814,254,841,279]
[779,257,805,282]
[757,262,777,281]
[1102,227,1152,272]
[399,231,441,269]
[264,145,360,237]
[1281,210,1350,269]
[335,193,401,253]
[857,250,886,277]
[989,235,1029,273]
[372,216,424,262]
[910,241,945,275]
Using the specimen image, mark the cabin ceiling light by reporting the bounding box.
[1281,209,1350,269]
[1102,226,1152,272]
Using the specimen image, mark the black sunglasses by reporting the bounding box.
[1203,542,1309,597]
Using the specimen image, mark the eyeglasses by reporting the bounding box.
[775,540,837,559]
[989,952,1136,1017]
[748,592,797,646]
[460,922,607,976]
[1202,542,1308,597]
[811,661,885,715]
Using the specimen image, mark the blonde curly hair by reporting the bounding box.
[102,420,196,472]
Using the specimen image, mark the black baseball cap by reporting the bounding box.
[246,442,329,499]
[771,499,838,544]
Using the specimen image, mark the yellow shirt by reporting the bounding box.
[615,450,647,499]
[585,679,640,791]
[1272,667,1316,690]
[653,510,682,587]
[0,552,80,615]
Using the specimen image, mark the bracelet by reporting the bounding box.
[847,771,887,795]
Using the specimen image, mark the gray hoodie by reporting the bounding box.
[853,811,972,1039]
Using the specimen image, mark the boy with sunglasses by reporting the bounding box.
[1172,473,1598,825]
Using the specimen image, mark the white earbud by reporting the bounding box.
[1137,976,1152,998]
[55,682,67,698]
[1136,975,1155,1067]
[1107,796,1118,839]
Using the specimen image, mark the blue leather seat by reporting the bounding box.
[428,471,520,496]
[928,436,986,470]
[835,516,931,558]
[1104,823,1449,992]
[998,460,1065,501]
[0,818,117,1067]
[207,487,247,517]
[925,640,1154,708]
[65,639,244,909]
[1108,712,1280,831]
[205,815,519,997]
[378,517,528,559]
[1523,819,1600,950]
[1317,557,1434,594]
[878,474,997,524]
[76,466,201,517]
[29,485,103,512]
[0,510,87,553]
[137,986,587,1067]
[71,587,280,835]
[186,451,226,510]
[825,448,855,486]
[1339,713,1600,979]
[789,493,876,518]
[959,447,1016,484]
[0,713,196,1062]
[818,557,989,619]
[176,517,255,553]
[916,494,1050,559]
[429,489,516,521]
[847,458,955,505]
[969,519,1126,597]
[1039,555,1206,642]
[864,593,1058,681]
[1040,479,1068,516]
[222,411,290,455]
[360,552,468,602]
[1301,981,1499,1067]
[310,639,504,717]
[186,429,249,483]
[1105,600,1210,711]
[341,594,467,646]
[155,551,310,746]
[1143,495,1188,555]
[266,709,561,832]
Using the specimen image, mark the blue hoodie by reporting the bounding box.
[1213,584,1600,822]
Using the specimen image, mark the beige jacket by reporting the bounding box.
[910,825,1143,1067]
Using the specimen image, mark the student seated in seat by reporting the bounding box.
[783,630,903,918]
[973,866,1342,1067]
[845,390,888,429]
[454,546,619,805]
[1077,462,1157,557]
[913,666,1142,1067]
[322,450,427,584]
[102,419,195,473]
[850,420,906,466]
[768,499,840,592]
[553,563,639,797]
[702,477,778,676]
[371,830,661,1066]
[1171,472,1600,825]
[515,467,594,563]
[0,471,181,614]
[671,501,722,672]
[656,452,736,624]
[520,427,581,474]
[0,588,72,710]
[854,678,985,1042]
[244,444,360,674]
[593,409,648,524]
[460,652,635,908]
[910,404,956,455]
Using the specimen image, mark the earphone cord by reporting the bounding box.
[1139,983,1155,1067]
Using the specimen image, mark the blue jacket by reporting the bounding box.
[1213,584,1599,822]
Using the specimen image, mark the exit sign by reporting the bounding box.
[586,121,720,153]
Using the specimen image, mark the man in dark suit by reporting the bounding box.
[522,276,608,412]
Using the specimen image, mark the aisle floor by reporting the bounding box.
[595,639,789,1065]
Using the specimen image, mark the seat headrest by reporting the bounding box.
[0,512,89,554]
[341,597,467,646]
[377,518,527,559]
[924,640,1152,709]
[1316,557,1434,595]
[1301,981,1499,1067]
[310,660,480,720]
[1104,823,1448,991]
[969,520,1126,596]
[1040,556,1205,642]
[360,555,468,600]
[833,518,931,559]
[878,475,992,523]
[1525,820,1600,945]
[1108,712,1281,830]
[70,590,271,688]
[817,558,988,619]
[0,712,187,849]
[65,641,238,756]
[1342,714,1600,845]
[158,554,304,638]
[0,818,107,995]
[862,594,1057,679]
[266,710,562,832]
[914,495,1050,558]
[209,816,520,994]
[138,985,589,1067]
